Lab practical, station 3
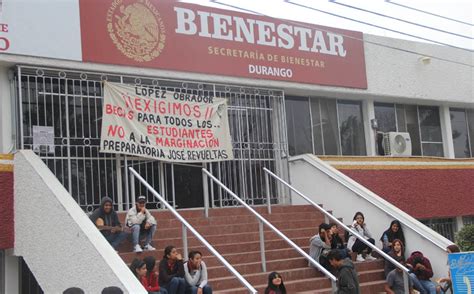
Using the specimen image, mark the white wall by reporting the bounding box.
[0,64,14,154]
[289,154,452,280]
[14,150,146,294]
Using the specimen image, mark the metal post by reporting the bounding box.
[130,171,135,203]
[258,220,267,272]
[403,271,410,294]
[202,170,209,218]
[265,172,271,214]
[182,223,188,260]
[331,280,338,293]
[124,156,130,210]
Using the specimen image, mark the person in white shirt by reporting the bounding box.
[347,211,376,262]
[125,195,157,253]
[183,251,212,294]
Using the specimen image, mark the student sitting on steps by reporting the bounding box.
[183,251,212,294]
[126,195,157,253]
[347,212,376,262]
[90,196,130,251]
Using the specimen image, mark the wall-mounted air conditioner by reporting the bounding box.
[383,132,412,157]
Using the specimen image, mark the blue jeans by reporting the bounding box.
[104,231,129,250]
[409,273,437,294]
[161,277,185,294]
[150,289,168,294]
[131,223,156,247]
[186,285,212,294]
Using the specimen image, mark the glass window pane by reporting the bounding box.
[450,109,471,158]
[285,97,313,156]
[338,101,366,156]
[405,105,421,156]
[320,98,340,155]
[310,98,324,155]
[419,106,442,142]
[395,104,407,132]
[422,143,444,157]
[374,103,397,133]
[467,109,474,157]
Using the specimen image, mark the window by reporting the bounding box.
[286,97,366,156]
[285,97,312,156]
[338,101,366,155]
[374,103,396,133]
[450,109,471,158]
[420,218,456,242]
[374,103,444,157]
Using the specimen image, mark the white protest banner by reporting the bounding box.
[100,82,234,162]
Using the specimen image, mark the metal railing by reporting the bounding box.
[202,168,338,292]
[129,167,257,294]
[295,156,449,251]
[263,167,411,293]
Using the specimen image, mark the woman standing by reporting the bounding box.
[347,212,376,262]
[380,220,406,254]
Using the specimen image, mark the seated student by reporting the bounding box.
[380,220,406,254]
[130,258,148,288]
[406,251,437,294]
[90,197,129,251]
[143,256,168,294]
[126,195,157,253]
[384,239,405,277]
[264,272,287,294]
[309,223,332,271]
[183,251,212,294]
[329,223,350,259]
[327,249,361,294]
[436,244,460,294]
[159,246,186,294]
[347,212,376,262]
[385,261,414,294]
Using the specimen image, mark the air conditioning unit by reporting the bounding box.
[383,132,412,156]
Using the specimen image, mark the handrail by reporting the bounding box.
[291,155,449,251]
[263,167,412,293]
[202,168,338,291]
[129,167,257,294]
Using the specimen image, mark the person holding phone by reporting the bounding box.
[309,223,333,271]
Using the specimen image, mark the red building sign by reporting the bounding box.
[80,0,367,89]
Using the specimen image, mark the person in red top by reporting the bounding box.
[406,251,436,294]
[143,256,168,294]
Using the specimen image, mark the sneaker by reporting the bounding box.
[144,244,156,251]
[365,254,377,261]
[133,244,143,253]
[356,254,365,262]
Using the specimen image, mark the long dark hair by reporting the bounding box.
[353,212,365,221]
[381,220,405,246]
[264,272,286,294]
[143,256,156,279]
[129,258,145,278]
[163,245,175,259]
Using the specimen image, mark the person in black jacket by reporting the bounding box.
[328,250,361,294]
[89,197,129,251]
[158,245,185,294]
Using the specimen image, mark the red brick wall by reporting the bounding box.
[0,156,14,249]
[340,169,474,219]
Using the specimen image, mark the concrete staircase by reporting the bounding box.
[118,205,387,293]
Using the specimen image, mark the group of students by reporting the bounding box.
[308,211,458,294]
[90,196,158,252]
[129,246,213,294]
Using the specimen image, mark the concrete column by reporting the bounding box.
[455,216,464,234]
[4,249,19,294]
[440,105,455,158]
[0,65,14,154]
[363,99,376,156]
